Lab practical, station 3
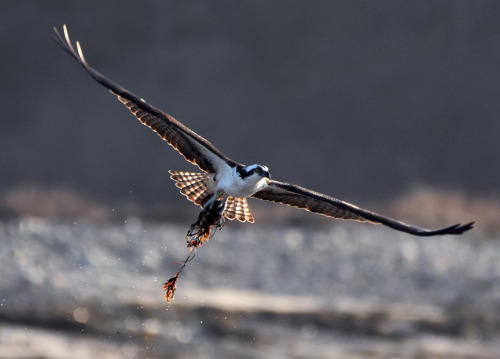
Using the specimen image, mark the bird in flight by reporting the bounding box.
[53,25,473,237]
[54,25,473,300]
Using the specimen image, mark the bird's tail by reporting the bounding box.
[224,196,255,223]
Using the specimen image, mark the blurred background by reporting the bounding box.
[1,1,499,358]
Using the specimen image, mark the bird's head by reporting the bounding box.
[237,164,271,181]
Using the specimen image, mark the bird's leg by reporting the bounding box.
[186,198,227,248]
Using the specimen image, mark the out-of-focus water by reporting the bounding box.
[0,218,499,358]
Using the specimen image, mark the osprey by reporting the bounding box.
[53,25,473,238]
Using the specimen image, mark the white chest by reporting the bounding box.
[216,167,268,198]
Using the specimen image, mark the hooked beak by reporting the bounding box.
[263,171,271,180]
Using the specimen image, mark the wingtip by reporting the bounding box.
[440,221,475,235]
[52,25,64,46]
[76,41,86,64]
[458,221,475,233]
[63,24,70,43]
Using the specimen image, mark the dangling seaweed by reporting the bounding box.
[186,199,227,248]
[163,199,227,302]
[163,251,195,303]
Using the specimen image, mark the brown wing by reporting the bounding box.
[168,171,210,206]
[252,180,474,237]
[53,25,241,173]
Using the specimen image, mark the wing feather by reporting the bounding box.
[252,180,474,236]
[168,171,211,206]
[53,25,240,173]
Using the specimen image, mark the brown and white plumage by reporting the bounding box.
[53,25,474,236]
[252,182,472,236]
[169,171,211,207]
[224,196,255,223]
[169,171,254,223]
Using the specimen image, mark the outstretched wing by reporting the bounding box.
[53,25,240,174]
[252,180,474,236]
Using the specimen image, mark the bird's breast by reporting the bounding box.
[217,170,268,198]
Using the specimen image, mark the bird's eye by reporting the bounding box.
[255,168,262,174]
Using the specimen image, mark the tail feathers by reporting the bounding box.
[224,196,255,223]
[169,170,210,206]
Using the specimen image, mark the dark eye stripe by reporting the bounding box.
[236,165,253,179]
[236,165,267,179]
